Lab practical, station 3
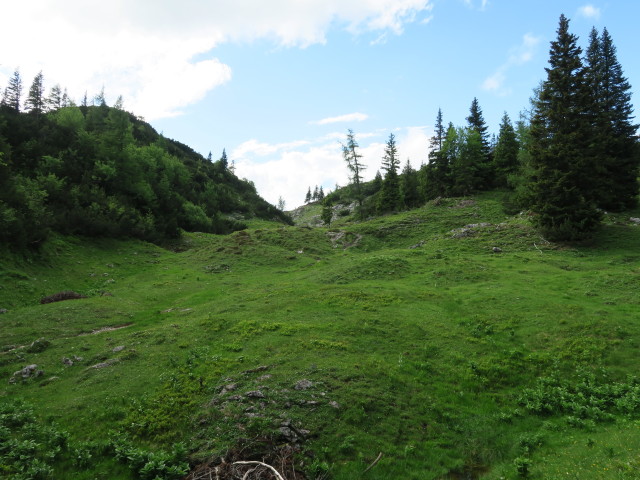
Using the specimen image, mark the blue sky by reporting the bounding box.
[1,1,638,208]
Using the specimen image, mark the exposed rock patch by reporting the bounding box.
[9,364,43,383]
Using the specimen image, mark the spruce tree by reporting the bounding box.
[493,112,520,188]
[1,69,23,112]
[425,110,450,199]
[529,14,601,241]
[584,27,639,211]
[25,71,45,115]
[401,160,420,208]
[305,187,312,204]
[220,149,229,169]
[378,133,402,213]
[466,97,493,187]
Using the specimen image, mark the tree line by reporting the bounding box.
[0,72,290,246]
[330,15,638,240]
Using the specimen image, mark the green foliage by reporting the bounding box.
[493,112,520,188]
[519,370,640,422]
[0,104,289,247]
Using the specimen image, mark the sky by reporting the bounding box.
[1,0,639,209]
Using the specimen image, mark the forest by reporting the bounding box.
[0,79,290,247]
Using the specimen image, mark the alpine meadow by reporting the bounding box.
[2,10,640,480]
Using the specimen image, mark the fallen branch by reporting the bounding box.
[363,452,383,473]
[233,461,286,480]
[533,242,544,254]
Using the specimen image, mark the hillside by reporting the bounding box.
[2,193,640,479]
[0,104,290,246]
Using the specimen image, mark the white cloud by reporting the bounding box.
[231,126,431,208]
[312,112,370,125]
[0,0,433,120]
[482,33,540,95]
[578,4,601,20]
[463,0,489,11]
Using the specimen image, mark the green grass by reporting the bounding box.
[1,192,640,479]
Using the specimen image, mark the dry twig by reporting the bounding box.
[233,461,286,480]
[363,452,383,473]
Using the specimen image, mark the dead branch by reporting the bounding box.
[363,452,383,473]
[233,461,286,480]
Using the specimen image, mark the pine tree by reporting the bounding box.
[312,185,319,201]
[529,14,601,241]
[584,27,639,211]
[466,97,493,188]
[25,71,46,115]
[493,112,520,188]
[1,69,23,112]
[318,186,325,201]
[304,187,312,204]
[378,133,402,213]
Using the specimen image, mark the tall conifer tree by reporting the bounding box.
[378,133,402,212]
[425,110,450,199]
[584,27,639,210]
[1,69,23,112]
[466,97,493,187]
[493,112,520,188]
[25,71,46,115]
[530,14,601,240]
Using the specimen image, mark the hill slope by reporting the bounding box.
[0,104,290,246]
[1,193,640,479]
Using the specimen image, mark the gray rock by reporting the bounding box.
[220,383,237,395]
[294,379,313,390]
[62,357,74,366]
[0,308,8,314]
[492,247,502,253]
[10,364,43,383]
[112,345,125,353]
[630,217,640,224]
[245,390,265,399]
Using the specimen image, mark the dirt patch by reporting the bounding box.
[40,291,87,304]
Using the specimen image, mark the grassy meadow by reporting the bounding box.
[1,192,640,479]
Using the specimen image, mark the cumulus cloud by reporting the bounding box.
[312,112,370,125]
[231,126,430,208]
[482,33,540,95]
[0,0,433,120]
[578,4,601,20]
